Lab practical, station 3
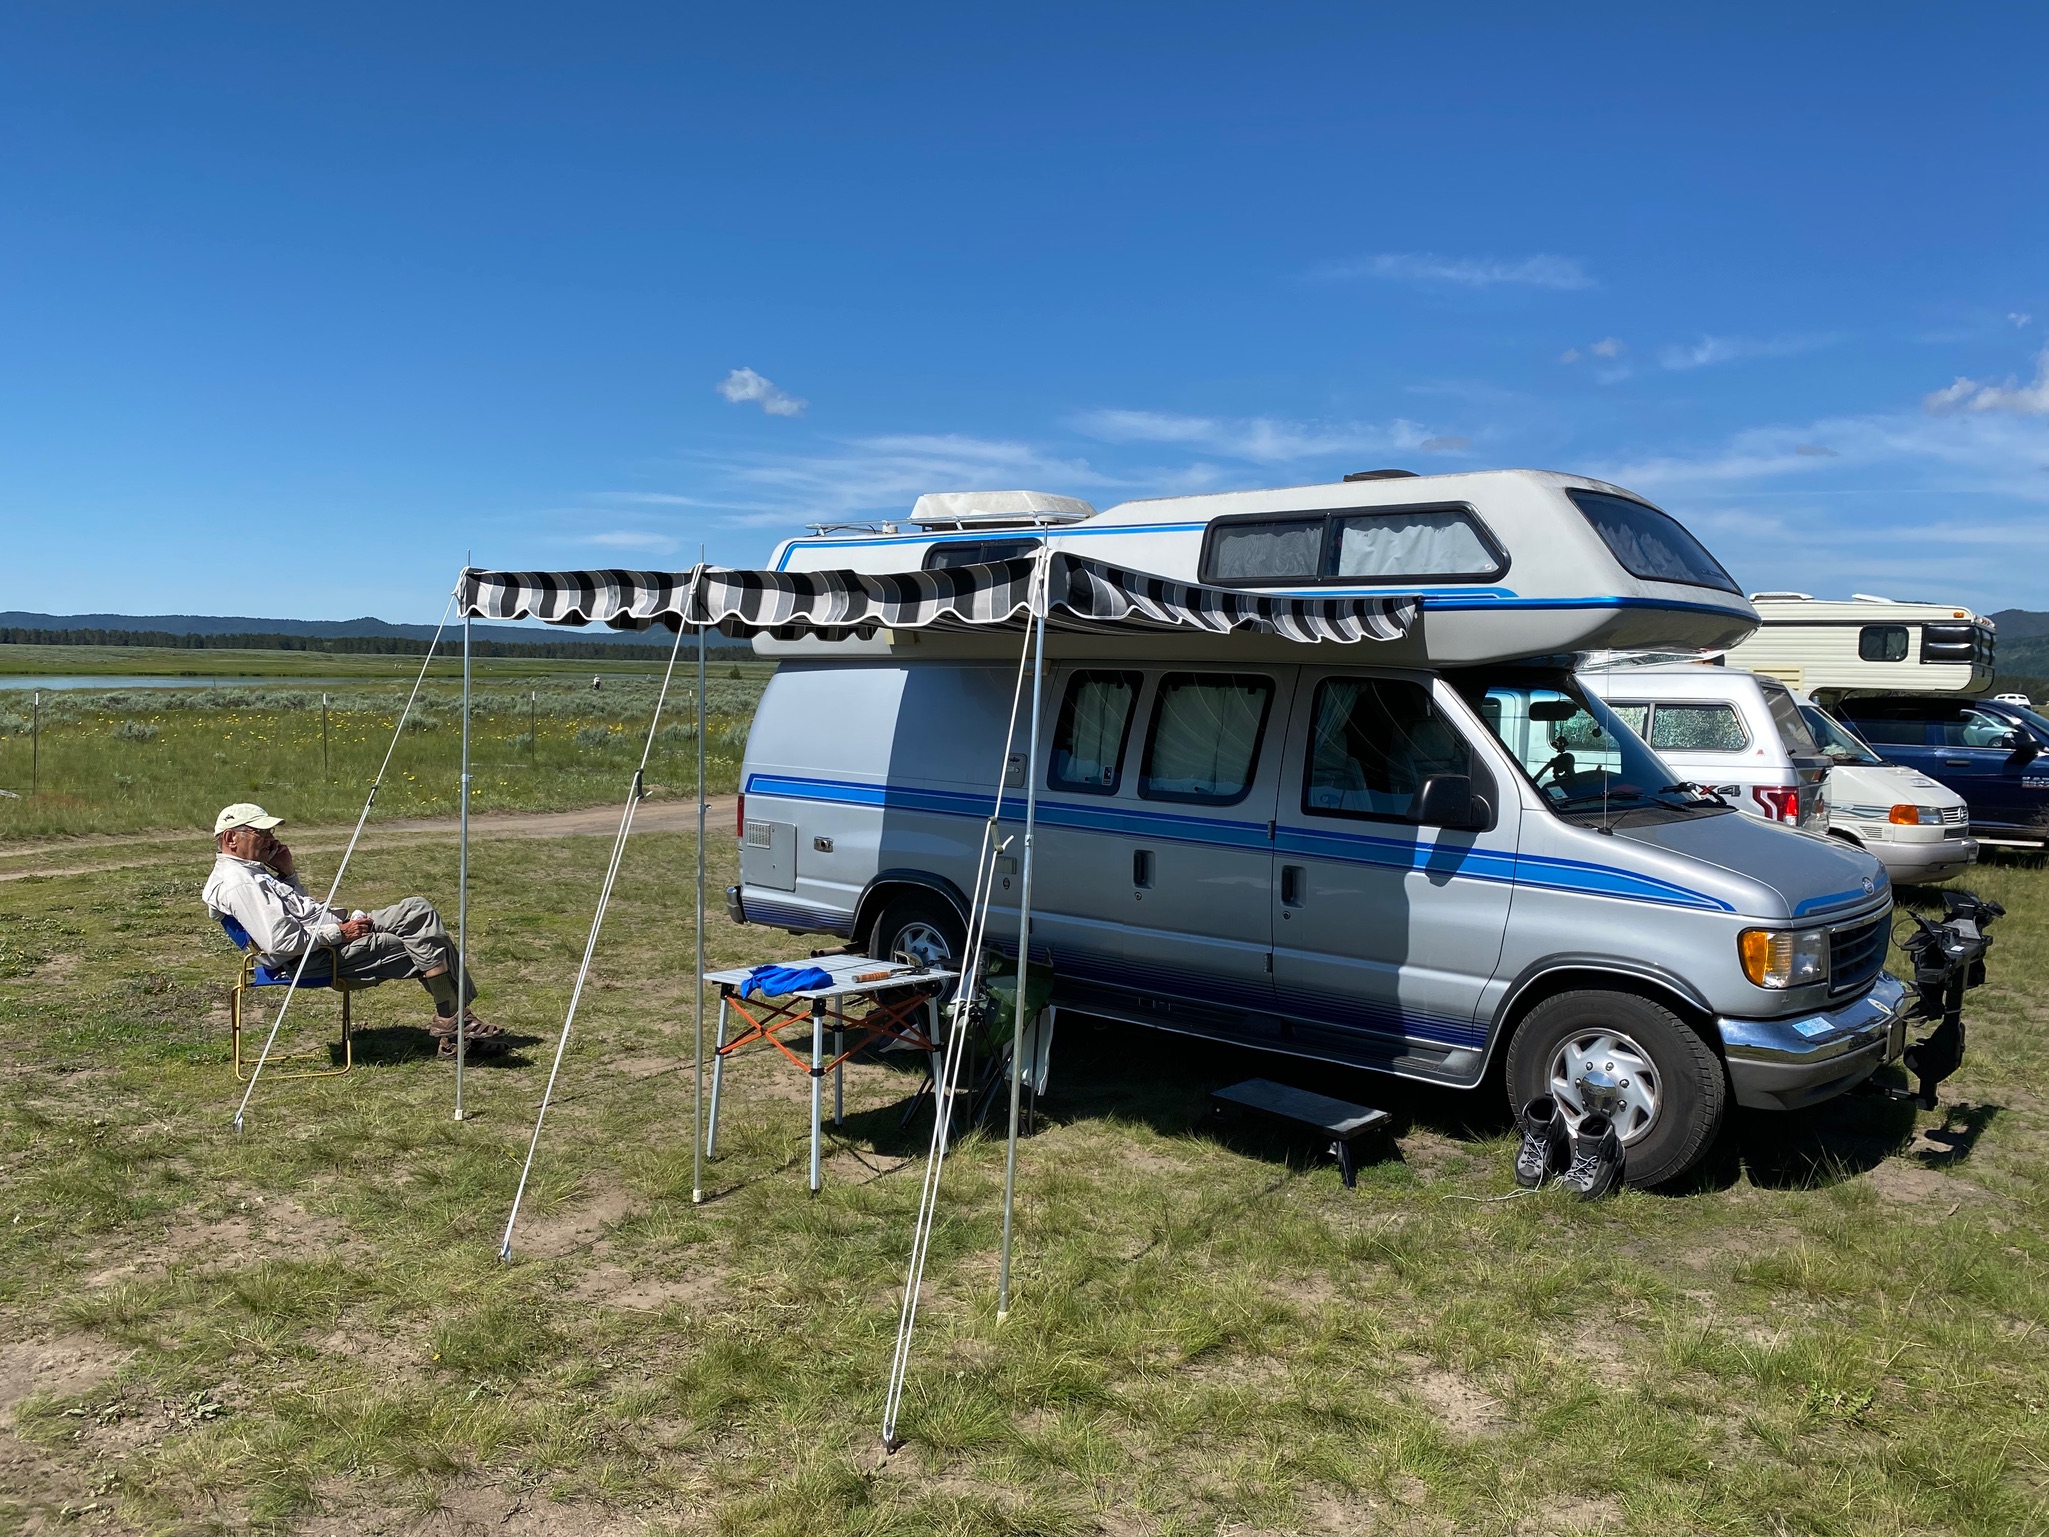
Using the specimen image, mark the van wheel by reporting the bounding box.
[1505,989,1726,1189]
[869,893,965,971]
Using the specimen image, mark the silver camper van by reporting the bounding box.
[731,471,1909,1187]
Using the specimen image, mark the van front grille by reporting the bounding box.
[1830,914,1889,997]
[1939,804,1970,825]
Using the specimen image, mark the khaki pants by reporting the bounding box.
[323,897,479,1007]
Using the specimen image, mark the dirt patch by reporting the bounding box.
[296,1478,658,1535]
[1517,1494,1624,1534]
[518,1186,637,1259]
[1866,1157,1976,1206]
[1401,1357,1504,1437]
[0,1335,131,1418]
[82,1192,353,1288]
[569,1260,728,1313]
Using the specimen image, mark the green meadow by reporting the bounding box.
[1,824,2047,1533]
[0,648,774,840]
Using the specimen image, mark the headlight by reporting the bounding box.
[1889,804,1939,825]
[1738,927,1830,989]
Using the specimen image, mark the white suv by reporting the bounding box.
[1799,696,1978,883]
[1581,663,1830,834]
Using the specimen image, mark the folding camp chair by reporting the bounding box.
[215,912,363,1081]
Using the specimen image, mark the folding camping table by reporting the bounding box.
[702,954,958,1193]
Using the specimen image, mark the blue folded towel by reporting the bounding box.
[740,963,834,1000]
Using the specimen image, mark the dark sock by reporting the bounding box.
[424,972,460,1017]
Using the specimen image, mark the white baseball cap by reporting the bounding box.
[214,802,283,836]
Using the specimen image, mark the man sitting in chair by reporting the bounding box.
[201,802,507,1060]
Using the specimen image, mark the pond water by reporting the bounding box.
[0,676,359,692]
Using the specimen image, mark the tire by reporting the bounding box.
[1504,988,1727,1189]
[868,891,966,971]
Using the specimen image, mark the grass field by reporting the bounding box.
[0,650,775,841]
[2,814,2048,1533]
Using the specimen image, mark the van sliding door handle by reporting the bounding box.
[1132,849,1154,889]
[1280,865,1305,908]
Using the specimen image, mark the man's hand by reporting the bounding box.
[265,839,297,879]
[337,916,374,943]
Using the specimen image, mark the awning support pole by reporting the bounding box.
[456,571,472,1122]
[996,552,1049,1322]
[499,613,692,1261]
[693,587,708,1205]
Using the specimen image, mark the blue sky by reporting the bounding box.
[3,3,2046,620]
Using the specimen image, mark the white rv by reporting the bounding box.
[1726,594,1996,702]
[729,471,1911,1189]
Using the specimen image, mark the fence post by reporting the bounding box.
[322,693,330,779]
[30,691,39,798]
[530,690,537,760]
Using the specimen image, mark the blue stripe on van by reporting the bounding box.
[744,772,1733,912]
[1793,885,1883,918]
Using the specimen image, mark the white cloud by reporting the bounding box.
[716,366,807,417]
[1924,349,2049,417]
[1419,435,1471,453]
[1562,337,1627,369]
[1656,334,1835,371]
[1590,337,1626,359]
[2011,312,2033,329]
[1072,408,1447,464]
[1312,253,1594,290]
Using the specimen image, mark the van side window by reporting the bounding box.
[1650,703,1749,753]
[1330,510,1500,579]
[1304,678,1472,821]
[1859,625,1909,662]
[1048,671,1141,794]
[1854,716,1930,746]
[1201,505,1507,585]
[1950,710,2018,749]
[1206,518,1323,581]
[923,539,1038,571]
[1139,674,1274,805]
[1565,490,1740,593]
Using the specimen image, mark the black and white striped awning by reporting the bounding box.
[460,554,1416,645]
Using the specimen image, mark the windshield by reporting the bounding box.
[1452,668,1732,826]
[2007,704,2049,743]
[1800,704,1885,766]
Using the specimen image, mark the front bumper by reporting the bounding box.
[1717,972,1912,1111]
[1869,834,1980,883]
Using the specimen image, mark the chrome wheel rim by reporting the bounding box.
[890,920,956,969]
[1548,1029,1660,1146]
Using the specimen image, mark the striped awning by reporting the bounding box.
[460,554,1416,645]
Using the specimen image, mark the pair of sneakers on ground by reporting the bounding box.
[1514,1096,1625,1198]
[426,1010,508,1061]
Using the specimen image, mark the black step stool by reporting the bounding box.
[1210,1078,1391,1189]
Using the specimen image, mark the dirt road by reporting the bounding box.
[0,795,739,883]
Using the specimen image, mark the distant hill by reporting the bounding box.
[1992,609,2049,641]
[0,610,686,647]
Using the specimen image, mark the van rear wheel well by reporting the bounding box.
[853,874,970,957]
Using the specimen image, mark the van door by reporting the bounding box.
[1270,671,1515,1057]
[1032,667,1286,1016]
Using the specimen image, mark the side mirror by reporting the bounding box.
[2006,731,2040,760]
[1413,774,1487,830]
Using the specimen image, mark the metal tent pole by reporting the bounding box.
[693,589,708,1205]
[997,553,1049,1321]
[456,583,472,1121]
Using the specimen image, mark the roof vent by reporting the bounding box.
[1850,593,1896,603]
[1749,591,1815,601]
[907,490,1097,528]
[1343,469,1419,481]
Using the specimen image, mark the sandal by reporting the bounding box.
[438,1034,509,1060]
[428,1012,506,1041]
